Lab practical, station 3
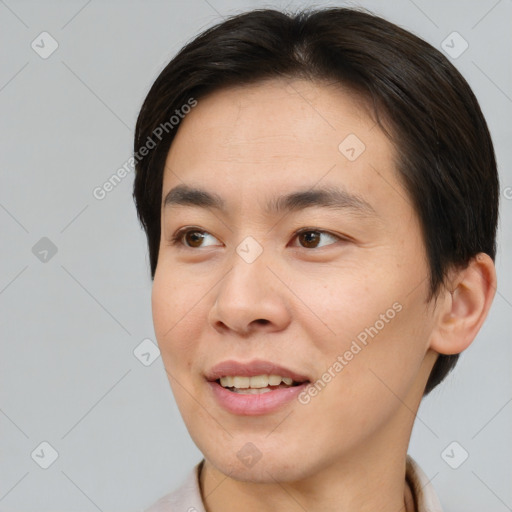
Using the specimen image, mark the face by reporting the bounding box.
[152,78,439,482]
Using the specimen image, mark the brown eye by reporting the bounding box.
[298,231,321,248]
[170,228,221,249]
[294,229,341,249]
[184,230,206,248]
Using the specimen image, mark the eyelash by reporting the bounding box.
[168,227,347,250]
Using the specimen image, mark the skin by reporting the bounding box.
[151,78,496,512]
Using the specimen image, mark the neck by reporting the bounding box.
[200,413,417,512]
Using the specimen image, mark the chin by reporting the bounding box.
[202,442,320,484]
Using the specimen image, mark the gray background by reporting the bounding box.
[0,0,510,510]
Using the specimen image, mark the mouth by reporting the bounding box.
[214,374,307,394]
[205,359,311,415]
[205,358,311,387]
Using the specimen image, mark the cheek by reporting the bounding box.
[151,274,175,342]
[296,310,429,449]
[151,272,203,421]
[151,268,203,370]
[287,260,390,345]
[347,300,429,401]
[292,259,430,395]
[152,260,203,332]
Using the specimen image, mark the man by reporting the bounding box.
[133,7,498,511]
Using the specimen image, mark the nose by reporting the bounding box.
[208,247,292,336]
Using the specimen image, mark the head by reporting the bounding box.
[133,8,498,481]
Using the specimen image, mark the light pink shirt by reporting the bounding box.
[144,455,443,512]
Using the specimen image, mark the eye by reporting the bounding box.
[169,227,345,250]
[169,227,221,248]
[291,229,343,249]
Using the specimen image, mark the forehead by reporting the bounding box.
[171,79,377,154]
[161,78,410,222]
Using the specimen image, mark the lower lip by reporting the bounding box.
[207,380,309,416]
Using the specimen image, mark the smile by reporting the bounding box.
[218,374,299,393]
[205,360,311,415]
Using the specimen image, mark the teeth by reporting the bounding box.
[233,376,250,388]
[220,376,234,387]
[268,375,282,386]
[219,374,297,389]
[246,375,267,388]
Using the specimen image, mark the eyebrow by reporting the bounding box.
[163,184,377,218]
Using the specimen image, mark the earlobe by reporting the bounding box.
[429,253,497,355]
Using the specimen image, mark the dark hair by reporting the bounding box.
[132,7,499,395]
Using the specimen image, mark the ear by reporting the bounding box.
[429,253,497,355]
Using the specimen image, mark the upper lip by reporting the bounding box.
[205,359,311,383]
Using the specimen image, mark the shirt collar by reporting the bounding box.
[145,455,443,512]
